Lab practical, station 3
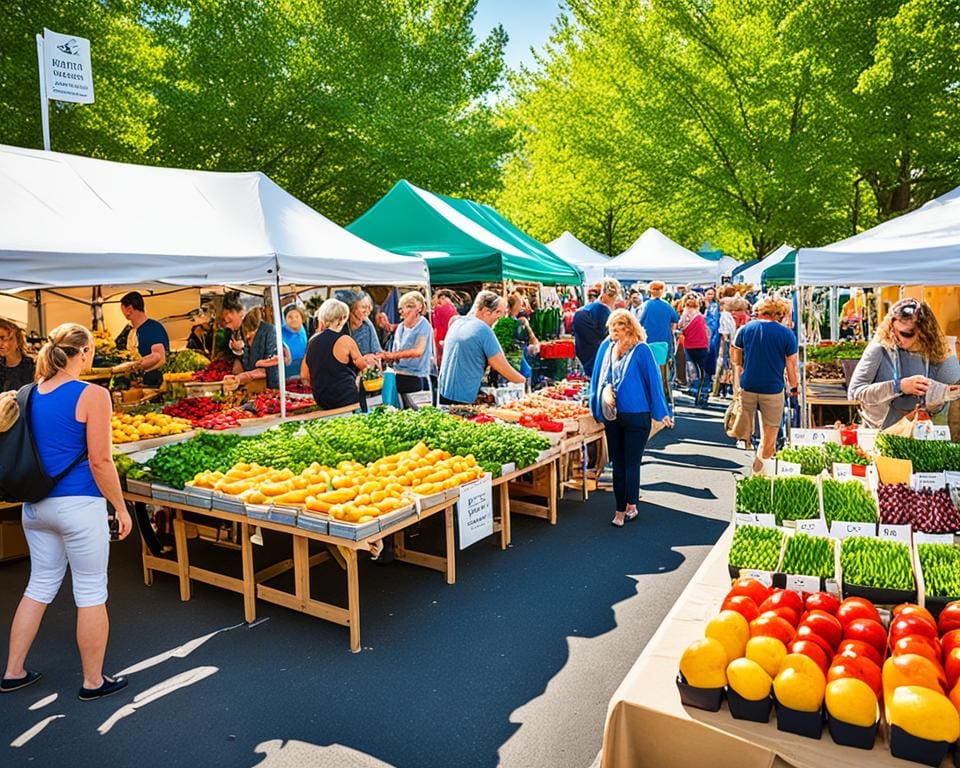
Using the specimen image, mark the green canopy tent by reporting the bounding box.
[348,180,583,286]
[762,250,797,288]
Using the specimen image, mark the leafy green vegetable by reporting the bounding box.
[918,543,960,598]
[728,525,783,571]
[876,433,960,472]
[772,476,820,525]
[781,533,835,578]
[736,476,773,515]
[805,342,867,362]
[822,479,878,527]
[840,537,914,590]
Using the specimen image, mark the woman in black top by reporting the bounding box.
[0,319,36,392]
[301,299,375,410]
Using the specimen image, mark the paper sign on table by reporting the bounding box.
[912,472,946,492]
[915,532,955,545]
[878,524,911,542]
[785,574,821,594]
[776,460,802,477]
[761,458,777,476]
[833,463,854,480]
[735,513,776,528]
[913,421,951,441]
[857,428,879,452]
[796,518,829,537]
[830,521,876,539]
[741,569,773,587]
[791,428,841,447]
[824,578,840,596]
[456,473,493,549]
[945,471,960,488]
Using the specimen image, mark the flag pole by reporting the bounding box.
[35,33,51,150]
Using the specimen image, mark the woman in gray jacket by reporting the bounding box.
[848,298,960,428]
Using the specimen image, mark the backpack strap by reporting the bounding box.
[22,382,89,482]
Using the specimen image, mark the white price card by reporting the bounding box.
[824,578,840,596]
[736,513,776,528]
[878,524,911,542]
[830,521,877,540]
[912,472,946,492]
[932,425,951,440]
[786,574,821,594]
[857,428,879,452]
[915,532,955,545]
[791,428,841,447]
[913,421,934,440]
[741,569,774,587]
[457,474,494,549]
[945,471,960,488]
[777,460,802,477]
[796,518,829,537]
[833,463,854,480]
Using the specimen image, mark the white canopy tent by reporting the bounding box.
[604,227,721,285]
[733,244,794,286]
[547,231,609,285]
[0,144,428,291]
[717,255,740,277]
[796,186,960,287]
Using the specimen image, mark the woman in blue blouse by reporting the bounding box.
[590,309,674,527]
[381,291,434,403]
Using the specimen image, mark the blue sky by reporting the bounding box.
[472,0,564,71]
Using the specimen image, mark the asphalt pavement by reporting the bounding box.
[0,396,746,768]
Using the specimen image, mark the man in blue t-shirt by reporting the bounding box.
[572,278,620,376]
[117,291,170,387]
[438,291,525,404]
[731,297,799,473]
[639,280,681,391]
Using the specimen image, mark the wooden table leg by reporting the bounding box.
[581,443,589,501]
[172,511,191,602]
[340,546,361,653]
[141,539,154,587]
[293,535,311,609]
[240,521,256,624]
[499,482,511,550]
[548,459,559,525]
[444,506,456,585]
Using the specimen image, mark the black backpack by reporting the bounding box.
[0,383,88,503]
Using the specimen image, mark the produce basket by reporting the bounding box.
[838,536,918,605]
[183,380,224,398]
[362,377,384,393]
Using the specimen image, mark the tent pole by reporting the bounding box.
[272,271,287,419]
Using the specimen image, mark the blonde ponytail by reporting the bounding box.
[35,323,92,381]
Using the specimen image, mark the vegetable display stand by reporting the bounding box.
[504,453,560,526]
[559,426,606,502]
[126,489,459,653]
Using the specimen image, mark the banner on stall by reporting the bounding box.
[457,474,493,550]
[43,28,94,103]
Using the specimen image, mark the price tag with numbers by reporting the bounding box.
[932,425,951,440]
[912,472,946,491]
[833,463,854,480]
[796,518,829,537]
[736,513,776,528]
[878,524,911,542]
[915,532,954,545]
[785,574,821,594]
[830,521,877,540]
[777,460,802,477]
[741,569,774,587]
[791,428,841,447]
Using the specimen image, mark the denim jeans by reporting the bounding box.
[603,411,652,510]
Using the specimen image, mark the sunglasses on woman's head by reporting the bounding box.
[893,299,922,319]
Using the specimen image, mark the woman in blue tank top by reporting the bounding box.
[2,324,131,701]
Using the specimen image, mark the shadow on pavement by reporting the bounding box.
[642,481,718,501]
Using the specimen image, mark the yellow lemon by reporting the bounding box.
[773,666,825,713]
[888,686,960,743]
[825,678,878,727]
[726,658,772,702]
[679,638,727,688]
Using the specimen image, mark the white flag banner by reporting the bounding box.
[43,28,94,104]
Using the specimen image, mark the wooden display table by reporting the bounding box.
[128,492,457,653]
[804,380,860,427]
[492,449,562,550]
[601,525,919,768]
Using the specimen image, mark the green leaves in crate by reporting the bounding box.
[776,443,869,475]
[736,475,773,515]
[876,433,960,472]
[839,537,914,590]
[822,479,879,527]
[728,525,783,571]
[781,533,835,578]
[917,543,960,598]
[772,476,819,525]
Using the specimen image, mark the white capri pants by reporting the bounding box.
[21,496,110,608]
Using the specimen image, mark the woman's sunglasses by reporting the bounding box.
[892,299,923,319]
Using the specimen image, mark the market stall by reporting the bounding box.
[733,244,794,287]
[547,231,611,286]
[604,228,722,285]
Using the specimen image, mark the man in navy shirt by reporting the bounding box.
[116,291,169,387]
[573,278,620,376]
[731,297,799,473]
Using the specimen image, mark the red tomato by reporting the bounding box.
[946,648,960,691]
[836,597,882,628]
[892,635,943,668]
[843,618,887,657]
[727,578,770,607]
[759,607,799,627]
[805,592,840,616]
[893,604,937,627]
[798,610,842,650]
[720,595,760,623]
[942,629,960,658]
[890,614,939,645]
[795,625,835,658]
[938,602,960,635]
[749,614,797,646]
[836,639,884,668]
[828,656,882,699]
[790,640,830,675]
[758,589,804,617]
